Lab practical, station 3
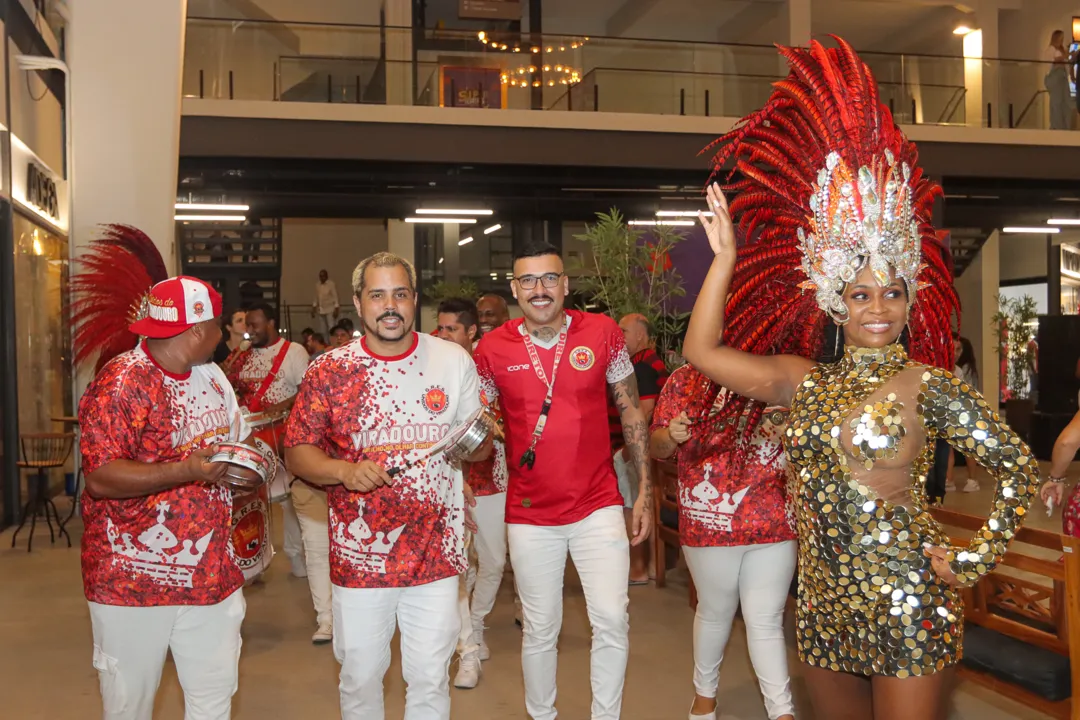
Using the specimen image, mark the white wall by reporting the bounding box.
[279,218,388,309]
[7,39,64,174]
[999,233,1049,281]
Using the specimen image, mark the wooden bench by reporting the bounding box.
[930,507,1080,719]
[653,459,696,609]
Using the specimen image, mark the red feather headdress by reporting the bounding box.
[698,36,959,456]
[70,225,169,374]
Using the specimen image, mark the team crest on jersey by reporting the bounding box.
[422,385,449,416]
[209,378,226,398]
[570,346,595,371]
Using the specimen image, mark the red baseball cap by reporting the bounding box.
[129,276,223,339]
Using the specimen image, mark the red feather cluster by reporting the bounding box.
[698,36,960,460]
[70,225,168,374]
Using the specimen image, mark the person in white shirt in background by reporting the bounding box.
[435,297,511,690]
[313,269,341,335]
[1046,29,1072,130]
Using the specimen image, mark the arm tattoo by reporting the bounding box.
[611,374,652,510]
[650,428,678,460]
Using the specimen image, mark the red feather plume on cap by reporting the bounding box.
[70,225,169,374]
[695,36,960,460]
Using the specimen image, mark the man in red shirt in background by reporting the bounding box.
[474,241,653,720]
[79,276,253,719]
[609,313,668,584]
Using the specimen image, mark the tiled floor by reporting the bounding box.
[0,471,1055,719]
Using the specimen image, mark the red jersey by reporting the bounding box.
[466,390,508,497]
[609,347,669,451]
[284,332,481,589]
[78,343,250,606]
[473,310,633,525]
[651,365,795,548]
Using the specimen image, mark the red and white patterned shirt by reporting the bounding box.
[651,365,795,548]
[466,391,508,497]
[79,343,251,606]
[473,310,633,526]
[284,332,481,589]
[235,337,309,410]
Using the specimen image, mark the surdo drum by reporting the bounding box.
[212,439,278,585]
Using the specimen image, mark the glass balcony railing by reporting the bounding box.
[183,17,1072,131]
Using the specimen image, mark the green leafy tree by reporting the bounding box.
[426,279,481,303]
[574,209,688,368]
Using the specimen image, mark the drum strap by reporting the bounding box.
[250,340,292,412]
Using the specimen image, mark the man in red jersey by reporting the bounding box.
[435,297,509,689]
[79,276,253,720]
[473,241,654,720]
[285,252,491,719]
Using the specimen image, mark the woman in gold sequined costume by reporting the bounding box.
[682,38,1040,720]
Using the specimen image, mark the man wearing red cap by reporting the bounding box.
[79,275,254,720]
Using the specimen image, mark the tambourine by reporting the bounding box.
[387,406,499,477]
[211,439,278,490]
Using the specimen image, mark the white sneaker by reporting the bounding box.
[472,629,490,660]
[963,479,980,493]
[454,651,481,689]
[289,556,308,578]
[944,481,957,493]
[312,622,332,645]
[689,706,717,720]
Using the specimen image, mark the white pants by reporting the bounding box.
[333,577,460,720]
[683,541,797,720]
[280,497,306,573]
[318,312,335,335]
[465,493,508,642]
[292,481,331,626]
[509,505,629,720]
[88,589,246,720]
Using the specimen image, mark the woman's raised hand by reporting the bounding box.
[699,182,735,260]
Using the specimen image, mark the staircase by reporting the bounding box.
[178,219,283,312]
[949,229,990,279]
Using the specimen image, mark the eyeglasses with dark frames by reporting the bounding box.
[513,272,564,290]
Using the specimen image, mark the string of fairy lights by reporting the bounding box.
[477,31,587,88]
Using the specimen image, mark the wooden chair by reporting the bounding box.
[653,459,697,609]
[11,433,74,552]
[930,506,1080,720]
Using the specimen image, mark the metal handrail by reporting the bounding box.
[937,87,967,124]
[1015,89,1049,127]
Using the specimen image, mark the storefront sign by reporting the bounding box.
[10,134,67,234]
[26,163,58,221]
[460,0,521,20]
[439,67,505,109]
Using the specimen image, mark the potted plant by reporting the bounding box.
[574,209,688,369]
[991,293,1039,439]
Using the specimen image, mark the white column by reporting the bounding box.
[977,3,1000,126]
[963,30,985,128]
[955,231,1001,412]
[785,0,811,47]
[387,219,415,264]
[68,0,187,268]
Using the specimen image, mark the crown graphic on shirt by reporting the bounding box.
[106,501,214,589]
[334,499,406,574]
[681,463,751,533]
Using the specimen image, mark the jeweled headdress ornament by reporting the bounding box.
[696,36,959,461]
[70,225,169,374]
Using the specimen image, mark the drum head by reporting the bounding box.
[428,406,486,457]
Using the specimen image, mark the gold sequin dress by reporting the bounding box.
[784,344,1039,678]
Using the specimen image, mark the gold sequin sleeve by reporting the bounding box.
[917,368,1039,587]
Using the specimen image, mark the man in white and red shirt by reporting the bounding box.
[473,241,653,720]
[79,276,253,719]
[435,297,509,690]
[285,252,491,719]
[650,366,796,720]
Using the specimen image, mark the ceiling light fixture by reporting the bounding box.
[175,203,250,212]
[405,217,477,224]
[953,25,973,35]
[175,214,247,222]
[1003,226,1060,234]
[458,236,474,246]
[414,208,493,216]
[1048,218,1080,225]
[657,210,713,218]
[629,219,695,227]
[483,224,502,234]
